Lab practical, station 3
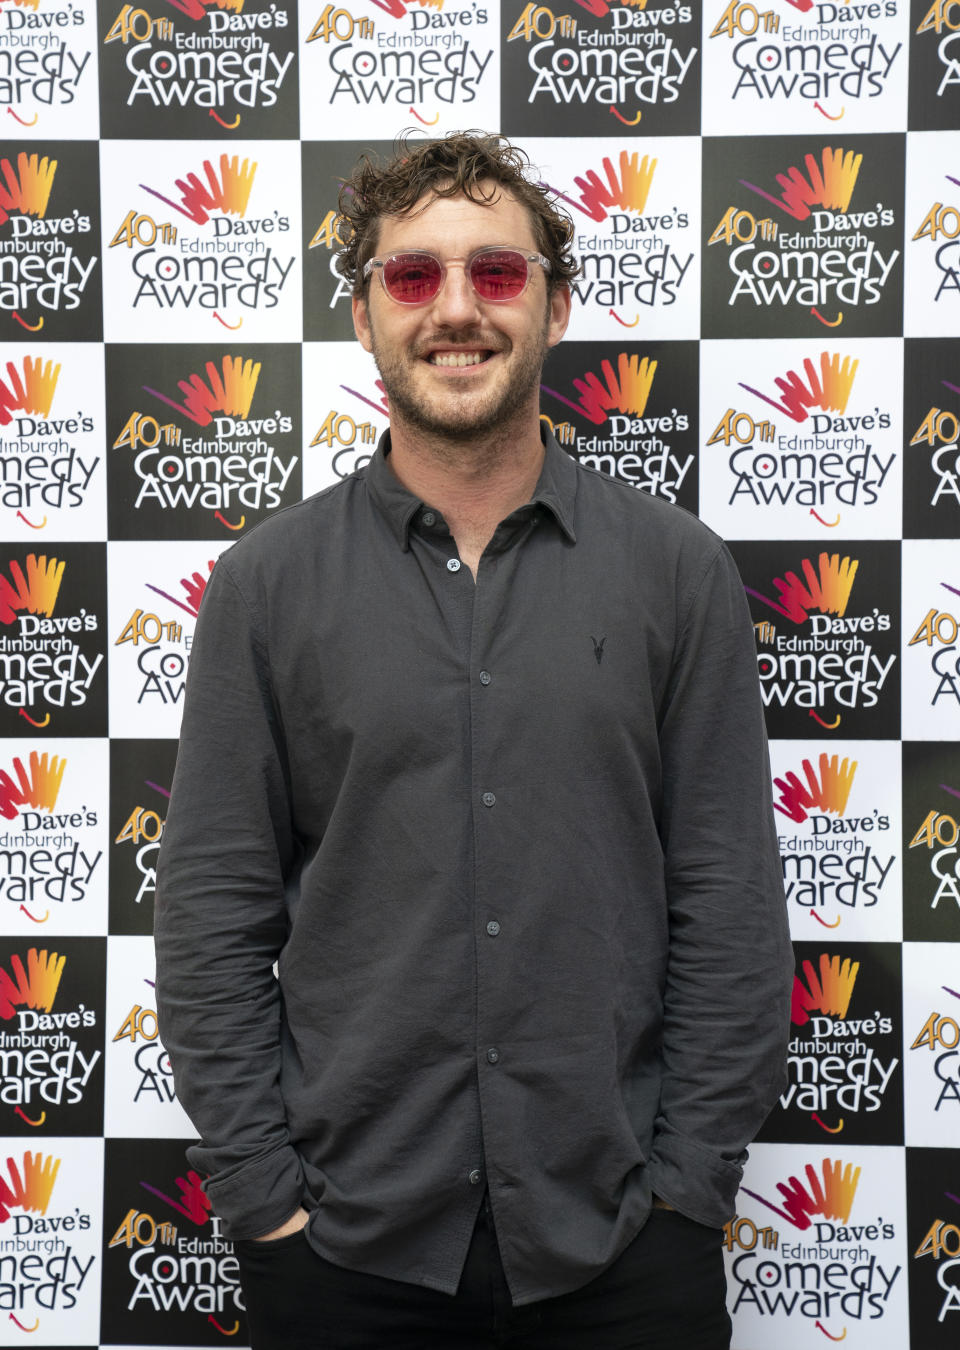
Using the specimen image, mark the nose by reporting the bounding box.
[430,260,482,328]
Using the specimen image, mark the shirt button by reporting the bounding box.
[422,511,436,526]
[486,920,500,937]
[447,558,461,572]
[468,1169,482,1186]
[479,670,492,685]
[481,792,496,808]
[486,1047,500,1064]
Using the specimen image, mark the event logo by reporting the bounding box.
[114,777,166,910]
[907,580,960,709]
[774,751,896,930]
[0,1148,98,1329]
[0,0,93,125]
[910,173,960,306]
[114,558,211,710]
[110,351,298,535]
[717,145,896,310]
[310,385,385,478]
[911,0,960,127]
[540,346,695,502]
[745,548,897,729]
[112,994,176,1107]
[304,0,496,126]
[0,552,104,728]
[708,0,903,111]
[767,947,902,1140]
[909,985,960,1112]
[708,349,895,519]
[105,149,295,325]
[501,0,700,136]
[557,150,694,323]
[99,0,296,138]
[729,1157,901,1322]
[102,1148,243,1339]
[0,354,100,523]
[703,136,904,337]
[909,378,960,515]
[908,1149,960,1340]
[907,779,960,915]
[0,750,102,919]
[0,144,100,337]
[0,943,103,1125]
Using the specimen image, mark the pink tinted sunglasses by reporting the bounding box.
[363,246,551,305]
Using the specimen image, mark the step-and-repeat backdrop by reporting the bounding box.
[0,1,958,1346]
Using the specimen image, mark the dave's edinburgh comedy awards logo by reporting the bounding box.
[702,0,908,134]
[100,140,300,342]
[0,344,106,541]
[99,0,297,138]
[760,943,903,1144]
[733,539,901,739]
[501,0,701,137]
[106,343,301,539]
[0,142,101,340]
[540,338,698,509]
[300,0,498,136]
[772,741,901,940]
[726,1147,907,1345]
[702,135,904,338]
[699,338,902,539]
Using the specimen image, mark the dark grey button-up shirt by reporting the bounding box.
[155,432,792,1306]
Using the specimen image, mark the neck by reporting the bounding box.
[387,416,545,575]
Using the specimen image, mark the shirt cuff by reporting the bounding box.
[189,1142,306,1241]
[647,1123,746,1229]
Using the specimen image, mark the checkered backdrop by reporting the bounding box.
[0,1,958,1346]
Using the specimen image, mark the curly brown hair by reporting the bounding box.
[335,131,578,296]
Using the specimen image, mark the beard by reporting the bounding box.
[366,314,551,446]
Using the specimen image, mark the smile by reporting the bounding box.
[428,351,491,367]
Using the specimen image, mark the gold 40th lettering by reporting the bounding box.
[110,211,178,249]
[710,1,780,39]
[104,5,174,44]
[911,1011,960,1052]
[706,408,776,446]
[913,203,960,243]
[507,3,578,42]
[307,6,375,43]
[114,412,181,451]
[708,208,778,247]
[911,407,959,447]
[109,1208,177,1249]
[311,411,378,448]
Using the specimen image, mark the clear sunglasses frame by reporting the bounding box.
[362,246,552,305]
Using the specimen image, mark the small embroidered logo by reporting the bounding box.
[591,636,606,665]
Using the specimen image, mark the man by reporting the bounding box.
[155,132,793,1350]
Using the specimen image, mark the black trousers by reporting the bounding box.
[234,1199,732,1350]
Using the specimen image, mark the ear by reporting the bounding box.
[546,285,572,349]
[352,293,373,354]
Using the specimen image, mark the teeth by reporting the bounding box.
[431,352,486,367]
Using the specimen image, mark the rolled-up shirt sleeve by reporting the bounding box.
[648,542,794,1228]
[154,557,304,1239]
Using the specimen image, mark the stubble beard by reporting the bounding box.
[367,316,551,453]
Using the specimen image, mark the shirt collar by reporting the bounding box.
[366,429,578,551]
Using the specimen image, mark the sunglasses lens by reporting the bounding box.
[470,250,529,301]
[381,254,443,303]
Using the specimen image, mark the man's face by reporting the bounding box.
[352,187,570,443]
